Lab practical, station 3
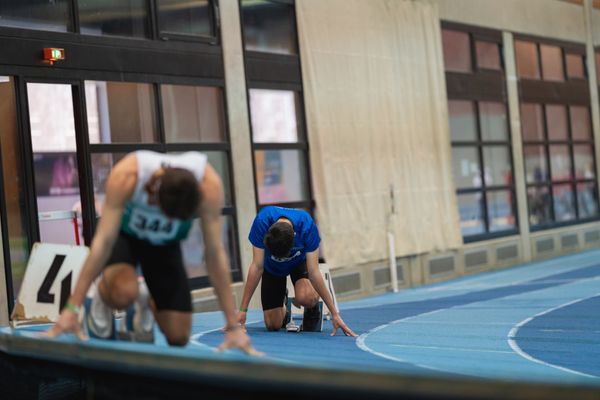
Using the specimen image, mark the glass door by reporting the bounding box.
[25,82,84,246]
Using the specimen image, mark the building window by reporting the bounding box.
[0,1,73,32]
[78,0,149,38]
[241,0,313,211]
[518,38,597,229]
[157,0,216,40]
[442,24,517,241]
[85,80,239,288]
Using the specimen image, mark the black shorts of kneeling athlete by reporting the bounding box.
[261,261,309,311]
[105,232,192,312]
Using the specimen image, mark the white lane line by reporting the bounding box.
[507,293,600,379]
[189,319,300,365]
[356,309,447,371]
[391,344,514,354]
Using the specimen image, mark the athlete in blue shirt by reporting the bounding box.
[238,206,356,336]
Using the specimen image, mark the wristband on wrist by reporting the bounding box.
[239,307,248,312]
[64,302,81,315]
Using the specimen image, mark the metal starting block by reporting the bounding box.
[285,297,324,333]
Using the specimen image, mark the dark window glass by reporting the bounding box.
[570,106,592,141]
[161,85,226,143]
[549,145,572,181]
[442,29,472,73]
[157,0,213,37]
[487,190,516,232]
[205,151,232,205]
[479,102,508,141]
[546,104,568,141]
[515,40,540,79]
[249,89,302,143]
[553,184,575,221]
[451,147,479,189]
[79,0,149,38]
[85,81,159,144]
[448,100,477,141]
[521,103,544,141]
[254,149,309,204]
[242,0,297,55]
[476,41,501,70]
[540,44,564,82]
[565,53,585,79]
[528,186,552,226]
[0,0,72,32]
[524,145,548,184]
[457,193,485,236]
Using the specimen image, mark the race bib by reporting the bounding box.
[127,208,179,243]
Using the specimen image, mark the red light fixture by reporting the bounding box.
[43,48,65,65]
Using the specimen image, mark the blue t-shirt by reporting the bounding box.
[248,206,321,276]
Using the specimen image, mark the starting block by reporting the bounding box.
[286,263,338,324]
[285,297,324,332]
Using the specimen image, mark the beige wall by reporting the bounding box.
[429,0,585,43]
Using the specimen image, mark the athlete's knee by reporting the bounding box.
[294,287,319,308]
[103,276,138,309]
[165,331,190,346]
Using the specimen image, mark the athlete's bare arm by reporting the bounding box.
[237,246,265,328]
[46,154,138,338]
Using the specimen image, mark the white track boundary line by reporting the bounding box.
[391,344,513,354]
[507,293,600,378]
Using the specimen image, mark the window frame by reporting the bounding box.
[516,35,599,231]
[442,22,518,243]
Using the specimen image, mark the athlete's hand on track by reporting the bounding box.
[236,311,247,332]
[44,309,87,340]
[218,326,264,357]
[331,314,357,337]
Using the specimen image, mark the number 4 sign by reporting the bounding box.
[11,242,89,326]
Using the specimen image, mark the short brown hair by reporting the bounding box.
[158,167,200,220]
[264,221,294,258]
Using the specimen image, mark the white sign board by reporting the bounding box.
[12,242,89,325]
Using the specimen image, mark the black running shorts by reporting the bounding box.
[105,232,192,312]
[261,261,309,311]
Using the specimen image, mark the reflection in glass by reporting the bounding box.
[570,106,591,141]
[448,100,477,141]
[79,0,148,38]
[442,30,472,73]
[204,152,232,206]
[540,44,564,82]
[527,186,552,226]
[451,147,480,189]
[515,40,540,79]
[457,193,485,236]
[574,145,594,179]
[250,89,301,143]
[0,0,72,32]
[476,41,501,70]
[162,85,226,143]
[524,145,548,184]
[565,53,585,79]
[242,0,297,55]
[577,182,598,218]
[549,145,571,181]
[482,146,511,186]
[0,77,29,297]
[181,215,238,279]
[479,102,508,141]
[85,81,158,144]
[90,153,127,216]
[546,104,568,141]
[553,184,575,222]
[487,190,516,232]
[255,150,309,204]
[157,0,213,37]
[521,103,544,142]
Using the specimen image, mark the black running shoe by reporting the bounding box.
[281,289,291,329]
[302,301,323,332]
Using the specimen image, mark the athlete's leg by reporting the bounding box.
[261,270,287,331]
[99,263,139,309]
[138,240,193,346]
[291,261,319,308]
